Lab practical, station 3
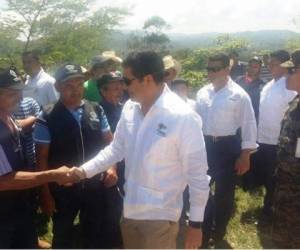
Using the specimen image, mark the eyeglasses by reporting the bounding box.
[206,66,224,73]
[123,77,136,86]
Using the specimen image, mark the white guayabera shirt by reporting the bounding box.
[196,78,257,150]
[81,84,210,222]
[23,68,58,107]
[258,76,297,145]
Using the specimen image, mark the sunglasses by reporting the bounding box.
[123,77,136,86]
[206,66,224,73]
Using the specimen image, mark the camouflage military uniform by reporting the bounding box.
[272,95,300,248]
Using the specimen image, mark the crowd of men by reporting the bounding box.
[0,47,300,249]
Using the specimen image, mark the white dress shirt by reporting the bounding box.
[196,78,257,149]
[186,98,196,110]
[258,76,297,145]
[81,85,210,222]
[23,68,58,107]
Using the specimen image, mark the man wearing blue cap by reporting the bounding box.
[0,68,78,248]
[34,64,117,248]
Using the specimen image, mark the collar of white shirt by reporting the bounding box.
[130,83,179,113]
[26,68,45,85]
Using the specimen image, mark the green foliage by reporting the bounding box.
[0,0,129,69]
[143,16,170,33]
[174,35,250,91]
[127,16,170,54]
[286,38,300,52]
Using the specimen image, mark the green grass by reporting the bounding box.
[39,186,272,249]
[226,187,274,249]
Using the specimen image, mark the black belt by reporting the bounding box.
[204,135,237,143]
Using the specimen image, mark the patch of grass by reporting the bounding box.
[226,187,274,249]
[38,187,272,249]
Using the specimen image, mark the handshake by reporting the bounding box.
[50,166,86,186]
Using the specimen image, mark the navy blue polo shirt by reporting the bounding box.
[34,101,110,144]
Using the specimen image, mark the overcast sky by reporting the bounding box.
[91,0,300,33]
[1,0,299,34]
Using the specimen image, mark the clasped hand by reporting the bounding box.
[52,166,86,186]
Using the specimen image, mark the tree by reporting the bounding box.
[143,16,170,52]
[0,0,129,68]
[174,34,250,91]
[127,16,171,54]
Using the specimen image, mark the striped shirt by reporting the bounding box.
[13,97,40,168]
[259,65,272,84]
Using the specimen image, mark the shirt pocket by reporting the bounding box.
[136,185,164,208]
[215,97,238,123]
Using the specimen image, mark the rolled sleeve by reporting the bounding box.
[33,114,51,144]
[179,112,210,222]
[239,94,258,150]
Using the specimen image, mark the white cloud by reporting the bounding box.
[91,0,300,33]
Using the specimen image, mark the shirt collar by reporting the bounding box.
[28,68,44,82]
[152,83,173,109]
[210,77,233,93]
[130,83,172,110]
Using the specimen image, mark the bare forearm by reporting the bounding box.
[16,116,37,130]
[0,170,57,191]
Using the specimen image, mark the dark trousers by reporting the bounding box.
[253,143,277,214]
[0,209,37,249]
[51,179,123,249]
[203,136,240,242]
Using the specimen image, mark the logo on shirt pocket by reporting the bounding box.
[156,123,167,137]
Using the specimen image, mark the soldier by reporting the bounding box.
[272,50,300,248]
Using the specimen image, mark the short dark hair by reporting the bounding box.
[248,57,262,65]
[270,50,290,63]
[122,51,165,84]
[208,53,230,68]
[292,50,300,68]
[22,50,40,62]
[172,78,189,87]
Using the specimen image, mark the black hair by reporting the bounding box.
[270,50,290,63]
[208,53,230,68]
[22,50,40,62]
[172,78,189,87]
[122,51,165,84]
[248,58,262,65]
[292,50,300,68]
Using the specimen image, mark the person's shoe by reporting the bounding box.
[38,238,51,249]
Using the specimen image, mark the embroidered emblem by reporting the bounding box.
[157,123,167,137]
[65,64,77,73]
